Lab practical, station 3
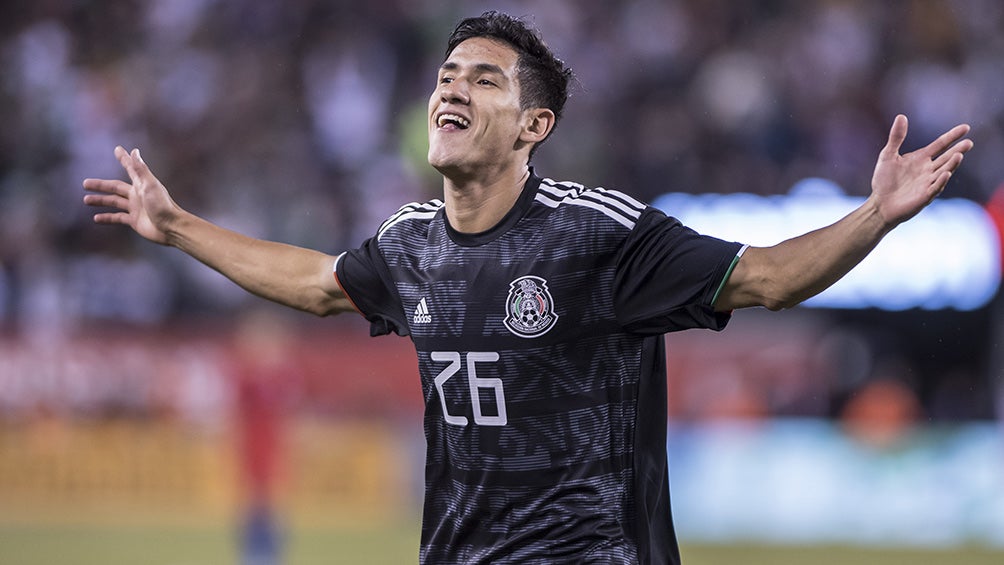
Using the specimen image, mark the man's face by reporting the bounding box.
[428,37,527,177]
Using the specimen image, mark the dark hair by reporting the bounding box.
[446,11,574,153]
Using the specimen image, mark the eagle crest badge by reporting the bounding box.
[503,275,558,338]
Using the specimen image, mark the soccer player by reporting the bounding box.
[82,11,973,565]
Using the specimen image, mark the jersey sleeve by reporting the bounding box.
[334,237,408,337]
[614,207,745,335]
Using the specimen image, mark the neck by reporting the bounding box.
[441,164,531,234]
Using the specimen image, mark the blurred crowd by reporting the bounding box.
[1,0,1003,332]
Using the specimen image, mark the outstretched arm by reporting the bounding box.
[83,146,355,316]
[715,114,974,312]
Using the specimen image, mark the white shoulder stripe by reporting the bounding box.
[541,178,585,191]
[539,178,645,213]
[567,198,637,229]
[580,190,644,221]
[534,190,563,208]
[539,178,582,198]
[379,200,439,229]
[536,178,644,228]
[377,200,443,240]
[594,187,645,212]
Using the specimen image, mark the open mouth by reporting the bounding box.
[436,113,470,130]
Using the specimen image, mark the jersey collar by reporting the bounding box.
[443,170,542,247]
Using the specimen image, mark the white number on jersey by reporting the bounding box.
[431,351,507,426]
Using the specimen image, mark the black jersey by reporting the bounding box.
[335,173,745,564]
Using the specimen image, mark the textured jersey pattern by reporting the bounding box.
[338,175,742,564]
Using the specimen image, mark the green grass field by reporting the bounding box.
[1,522,1002,565]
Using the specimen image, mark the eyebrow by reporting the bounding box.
[439,61,508,78]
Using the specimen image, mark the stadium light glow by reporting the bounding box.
[652,178,1002,311]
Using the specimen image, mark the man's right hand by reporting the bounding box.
[83,145,353,317]
[83,146,182,246]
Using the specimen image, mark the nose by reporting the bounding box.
[440,79,470,105]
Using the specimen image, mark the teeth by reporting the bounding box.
[437,113,470,128]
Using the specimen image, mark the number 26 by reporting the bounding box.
[431,351,507,426]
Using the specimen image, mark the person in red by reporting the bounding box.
[231,309,299,565]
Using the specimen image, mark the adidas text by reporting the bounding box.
[414,298,432,324]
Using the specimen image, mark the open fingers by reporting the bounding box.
[930,138,974,171]
[920,123,971,160]
[86,146,150,196]
[931,135,971,162]
[82,177,132,197]
[83,192,129,210]
[933,152,965,185]
[114,145,153,187]
[114,145,136,180]
[92,211,132,225]
[931,169,954,193]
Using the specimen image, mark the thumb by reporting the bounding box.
[131,148,149,173]
[128,148,158,184]
[881,114,908,159]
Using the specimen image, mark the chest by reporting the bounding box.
[393,222,619,344]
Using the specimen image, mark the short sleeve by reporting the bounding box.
[614,207,744,335]
[335,237,409,337]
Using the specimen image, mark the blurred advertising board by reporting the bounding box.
[669,419,1004,548]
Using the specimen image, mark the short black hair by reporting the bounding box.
[446,11,573,153]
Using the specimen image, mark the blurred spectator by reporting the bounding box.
[231,308,301,565]
[841,375,922,450]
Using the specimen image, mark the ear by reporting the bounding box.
[519,108,556,145]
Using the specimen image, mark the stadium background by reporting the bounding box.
[1,0,1003,563]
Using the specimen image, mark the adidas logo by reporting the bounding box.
[413,297,432,324]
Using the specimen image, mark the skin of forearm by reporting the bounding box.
[746,197,892,311]
[165,210,346,316]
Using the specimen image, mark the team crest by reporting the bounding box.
[503,275,558,338]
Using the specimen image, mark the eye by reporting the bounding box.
[477,79,496,87]
[440,76,454,84]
